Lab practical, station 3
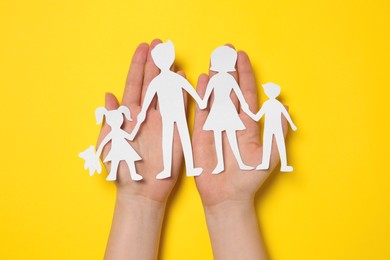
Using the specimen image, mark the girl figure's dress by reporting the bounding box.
[103,129,141,163]
[203,73,245,131]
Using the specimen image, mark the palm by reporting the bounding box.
[97,40,183,203]
[193,49,288,207]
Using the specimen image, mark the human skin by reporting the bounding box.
[98,39,188,260]
[99,40,289,260]
[192,47,289,260]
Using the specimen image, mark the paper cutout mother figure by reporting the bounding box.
[129,40,204,179]
[79,106,143,181]
[202,46,255,174]
[254,82,297,172]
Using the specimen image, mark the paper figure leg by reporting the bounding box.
[156,121,174,179]
[274,130,293,172]
[106,160,119,181]
[177,120,203,176]
[256,131,272,170]
[126,159,143,181]
[212,131,224,174]
[226,130,254,171]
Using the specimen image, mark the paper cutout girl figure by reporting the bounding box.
[129,40,205,179]
[202,46,255,174]
[254,82,297,172]
[79,106,143,181]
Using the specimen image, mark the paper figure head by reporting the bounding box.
[151,40,175,70]
[262,82,281,99]
[210,46,237,72]
[95,106,132,128]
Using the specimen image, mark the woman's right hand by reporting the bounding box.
[193,49,289,207]
[192,48,289,260]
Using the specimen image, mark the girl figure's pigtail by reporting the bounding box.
[118,105,132,121]
[95,107,108,124]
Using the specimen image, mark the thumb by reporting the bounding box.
[105,92,120,110]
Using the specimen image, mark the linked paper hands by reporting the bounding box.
[80,41,297,182]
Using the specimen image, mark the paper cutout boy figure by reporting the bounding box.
[201,46,255,174]
[129,40,204,179]
[79,106,143,181]
[254,82,297,172]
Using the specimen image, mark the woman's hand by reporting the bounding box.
[101,39,187,260]
[97,39,185,203]
[192,47,289,260]
[193,49,289,207]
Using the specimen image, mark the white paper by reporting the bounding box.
[255,82,297,172]
[129,40,204,179]
[79,106,143,181]
[202,46,255,174]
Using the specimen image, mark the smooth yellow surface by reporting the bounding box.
[1,0,389,259]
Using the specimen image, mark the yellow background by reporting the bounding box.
[1,0,389,259]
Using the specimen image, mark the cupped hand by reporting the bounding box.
[97,39,185,204]
[193,48,289,208]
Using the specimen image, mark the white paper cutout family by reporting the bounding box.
[79,41,297,181]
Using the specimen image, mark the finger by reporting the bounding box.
[236,51,260,130]
[122,43,149,107]
[225,43,239,111]
[207,60,215,106]
[105,92,120,110]
[208,44,218,80]
[96,93,120,154]
[177,71,188,110]
[237,51,259,113]
[171,62,176,72]
[192,73,214,169]
[207,49,218,107]
[194,73,210,129]
[282,106,290,139]
[141,39,162,108]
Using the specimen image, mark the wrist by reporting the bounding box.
[105,190,166,260]
[115,191,166,215]
[204,199,255,220]
[203,199,267,260]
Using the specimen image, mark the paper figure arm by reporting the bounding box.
[129,80,158,140]
[280,104,298,131]
[201,78,215,109]
[254,105,265,121]
[96,133,112,158]
[231,80,256,119]
[123,131,134,141]
[180,77,206,109]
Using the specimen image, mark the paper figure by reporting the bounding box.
[129,40,205,179]
[79,145,102,176]
[201,46,255,174]
[254,82,297,172]
[79,106,143,181]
